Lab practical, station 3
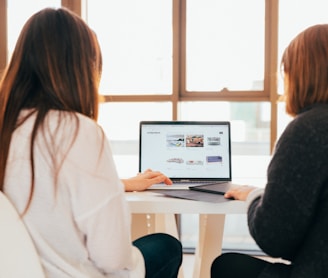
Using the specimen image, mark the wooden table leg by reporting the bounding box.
[193,214,225,278]
[131,213,181,239]
[131,213,184,278]
[130,213,153,241]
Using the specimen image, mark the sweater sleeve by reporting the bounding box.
[246,188,264,206]
[61,116,145,276]
[247,110,328,260]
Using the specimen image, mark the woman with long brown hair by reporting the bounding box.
[0,7,181,277]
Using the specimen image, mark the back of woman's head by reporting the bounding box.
[0,7,102,121]
[0,7,103,199]
[281,24,328,116]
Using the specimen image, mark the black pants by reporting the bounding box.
[211,252,270,278]
[133,233,183,278]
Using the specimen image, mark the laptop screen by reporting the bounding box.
[139,121,231,182]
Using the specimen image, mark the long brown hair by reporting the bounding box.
[281,24,328,116]
[0,8,102,211]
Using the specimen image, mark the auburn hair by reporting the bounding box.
[281,24,328,116]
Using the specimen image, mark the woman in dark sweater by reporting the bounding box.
[211,24,328,278]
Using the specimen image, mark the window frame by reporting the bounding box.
[0,0,280,152]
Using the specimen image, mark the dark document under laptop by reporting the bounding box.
[139,121,235,192]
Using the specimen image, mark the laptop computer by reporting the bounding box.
[139,121,235,192]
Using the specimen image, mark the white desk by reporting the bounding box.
[118,155,270,278]
[126,191,247,278]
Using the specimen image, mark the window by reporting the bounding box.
[85,0,272,155]
[86,0,172,95]
[186,0,265,92]
[7,0,60,60]
[277,0,328,138]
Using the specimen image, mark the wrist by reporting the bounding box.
[246,187,264,205]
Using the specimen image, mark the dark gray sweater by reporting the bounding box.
[248,104,328,278]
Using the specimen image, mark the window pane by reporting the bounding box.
[98,102,171,146]
[98,102,171,177]
[7,0,60,58]
[179,102,270,155]
[277,0,328,138]
[278,0,328,94]
[86,0,172,95]
[186,0,265,91]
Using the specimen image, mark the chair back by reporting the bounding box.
[0,191,45,277]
